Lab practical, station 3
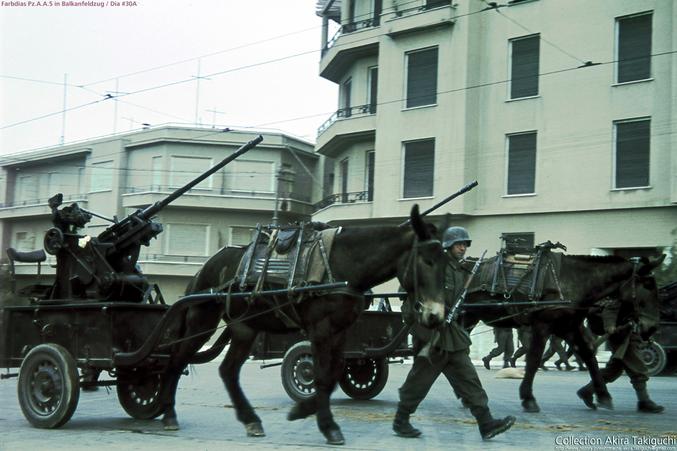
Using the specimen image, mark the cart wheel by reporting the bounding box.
[117,373,165,419]
[639,341,667,376]
[17,343,80,428]
[339,358,389,400]
[281,341,316,402]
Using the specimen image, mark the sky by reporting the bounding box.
[0,0,339,154]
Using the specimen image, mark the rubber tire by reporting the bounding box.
[281,341,316,403]
[639,341,667,376]
[339,358,389,400]
[17,343,80,429]
[117,373,165,419]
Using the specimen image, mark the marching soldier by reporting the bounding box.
[482,327,515,370]
[393,226,515,441]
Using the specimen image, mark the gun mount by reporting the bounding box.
[44,135,263,302]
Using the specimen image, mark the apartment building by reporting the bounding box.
[314,0,676,355]
[314,0,675,257]
[0,126,321,303]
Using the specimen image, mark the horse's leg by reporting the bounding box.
[520,323,548,412]
[159,366,185,430]
[570,327,613,410]
[288,316,347,445]
[219,325,264,437]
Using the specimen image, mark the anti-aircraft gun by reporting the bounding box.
[42,135,263,302]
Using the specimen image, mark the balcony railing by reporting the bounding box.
[139,254,210,264]
[393,0,452,17]
[322,16,380,55]
[124,185,311,203]
[0,193,87,209]
[317,104,376,136]
[313,190,371,212]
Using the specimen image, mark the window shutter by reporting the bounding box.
[91,161,114,192]
[366,151,375,201]
[230,226,255,246]
[511,35,540,99]
[170,156,212,189]
[507,133,536,195]
[616,120,650,188]
[407,48,438,108]
[403,140,434,198]
[167,224,208,256]
[618,13,652,83]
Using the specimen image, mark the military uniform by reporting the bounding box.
[510,325,532,366]
[482,327,515,369]
[541,336,574,370]
[395,252,514,439]
[577,298,664,413]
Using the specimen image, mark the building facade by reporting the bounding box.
[314,0,676,356]
[0,126,322,303]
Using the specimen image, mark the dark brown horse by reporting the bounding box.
[458,254,664,413]
[160,205,446,445]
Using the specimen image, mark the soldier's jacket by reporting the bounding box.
[402,252,472,353]
[600,298,658,360]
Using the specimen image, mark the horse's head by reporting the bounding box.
[397,205,446,328]
[616,254,665,340]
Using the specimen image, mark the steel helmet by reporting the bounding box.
[442,226,471,249]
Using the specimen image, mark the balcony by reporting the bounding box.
[320,26,379,83]
[315,106,376,157]
[312,191,374,223]
[384,0,455,38]
[122,186,314,216]
[0,194,88,219]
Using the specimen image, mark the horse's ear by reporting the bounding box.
[410,204,431,240]
[638,254,666,276]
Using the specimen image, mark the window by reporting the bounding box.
[340,158,349,203]
[403,139,434,198]
[501,232,535,254]
[16,175,38,202]
[614,118,650,188]
[230,226,255,246]
[365,151,375,201]
[510,34,540,99]
[506,132,537,195]
[616,12,652,83]
[152,156,162,189]
[406,47,438,108]
[15,231,36,251]
[170,156,212,190]
[90,160,113,192]
[340,78,352,117]
[229,160,274,193]
[166,224,208,256]
[48,172,66,197]
[368,67,378,114]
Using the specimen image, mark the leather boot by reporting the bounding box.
[577,383,596,410]
[393,410,422,438]
[509,357,516,368]
[482,356,491,370]
[479,415,516,440]
[502,361,510,369]
[565,363,575,371]
[554,360,563,371]
[636,387,664,413]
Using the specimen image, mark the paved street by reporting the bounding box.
[1,358,675,451]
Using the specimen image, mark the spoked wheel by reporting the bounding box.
[339,358,389,400]
[639,341,667,376]
[17,343,80,428]
[281,341,316,402]
[117,372,165,419]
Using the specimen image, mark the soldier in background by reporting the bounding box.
[540,335,575,371]
[509,325,532,367]
[482,327,515,370]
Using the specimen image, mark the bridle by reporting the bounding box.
[401,235,443,313]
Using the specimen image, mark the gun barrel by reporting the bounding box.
[141,135,263,219]
[399,180,478,226]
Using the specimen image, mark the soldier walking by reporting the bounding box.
[482,327,515,369]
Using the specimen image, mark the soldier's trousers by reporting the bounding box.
[602,338,649,389]
[398,347,490,422]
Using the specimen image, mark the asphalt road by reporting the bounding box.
[0,359,675,451]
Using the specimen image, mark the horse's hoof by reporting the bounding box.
[162,417,180,431]
[323,427,345,446]
[287,403,312,421]
[597,396,614,411]
[245,422,265,437]
[522,399,540,413]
